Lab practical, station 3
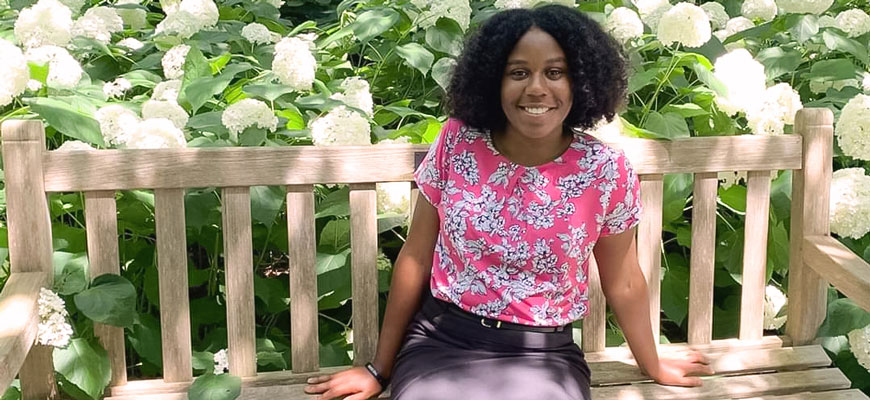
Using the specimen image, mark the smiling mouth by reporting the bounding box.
[521,106,554,115]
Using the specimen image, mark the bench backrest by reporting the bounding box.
[0,108,834,391]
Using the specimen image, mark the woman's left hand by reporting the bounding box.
[647,351,715,387]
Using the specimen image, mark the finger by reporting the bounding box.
[685,351,709,364]
[685,362,715,376]
[304,382,331,394]
[307,374,332,384]
[672,376,703,387]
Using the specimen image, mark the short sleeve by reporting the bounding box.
[413,118,456,208]
[600,152,642,237]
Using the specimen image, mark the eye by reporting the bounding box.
[509,69,529,79]
[547,69,564,79]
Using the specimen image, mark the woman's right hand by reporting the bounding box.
[303,366,384,400]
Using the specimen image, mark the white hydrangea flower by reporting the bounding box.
[776,0,833,15]
[142,100,189,129]
[494,0,575,9]
[634,0,672,31]
[25,45,83,89]
[410,0,472,31]
[657,3,711,48]
[829,168,870,239]
[71,6,123,44]
[102,77,132,99]
[155,0,219,39]
[835,9,870,38]
[214,349,229,374]
[746,83,802,135]
[718,170,747,189]
[605,7,644,44]
[241,23,278,45]
[273,36,316,91]
[376,182,411,215]
[700,2,729,30]
[848,325,870,372]
[297,32,318,49]
[763,285,787,330]
[95,104,141,146]
[712,49,766,116]
[835,94,870,161]
[0,39,29,107]
[57,140,95,150]
[221,99,278,135]
[330,77,374,117]
[162,44,190,79]
[14,0,73,48]
[27,79,43,92]
[115,0,147,30]
[587,117,624,141]
[741,0,777,22]
[809,79,859,94]
[818,15,838,28]
[310,106,371,146]
[36,288,72,348]
[57,0,83,12]
[152,79,182,101]
[863,72,870,93]
[117,37,144,50]
[722,16,755,39]
[125,118,187,149]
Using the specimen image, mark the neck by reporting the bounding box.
[494,126,572,167]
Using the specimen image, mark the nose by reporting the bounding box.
[525,73,548,97]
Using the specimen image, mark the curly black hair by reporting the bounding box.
[446,5,627,134]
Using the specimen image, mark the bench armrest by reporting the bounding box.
[803,235,870,311]
[0,272,49,392]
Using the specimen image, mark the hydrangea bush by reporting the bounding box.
[0,0,869,398]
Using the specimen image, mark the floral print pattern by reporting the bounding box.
[414,119,642,326]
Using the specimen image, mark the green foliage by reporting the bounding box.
[53,338,111,400]
[73,274,138,328]
[188,373,242,400]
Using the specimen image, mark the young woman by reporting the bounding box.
[305,5,712,399]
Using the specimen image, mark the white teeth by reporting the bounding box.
[523,107,549,115]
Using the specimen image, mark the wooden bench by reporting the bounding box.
[1,108,868,399]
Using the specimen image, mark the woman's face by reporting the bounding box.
[500,27,573,140]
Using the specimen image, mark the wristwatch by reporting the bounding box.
[364,362,390,388]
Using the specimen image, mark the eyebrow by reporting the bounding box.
[506,57,567,66]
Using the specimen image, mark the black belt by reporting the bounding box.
[440,300,569,333]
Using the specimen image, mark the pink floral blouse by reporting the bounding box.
[414,118,642,326]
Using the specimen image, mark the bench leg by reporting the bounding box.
[19,345,57,400]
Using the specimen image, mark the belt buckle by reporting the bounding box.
[480,318,502,329]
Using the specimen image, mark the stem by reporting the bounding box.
[0,106,31,123]
[640,49,683,126]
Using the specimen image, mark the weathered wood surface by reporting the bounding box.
[748,390,870,399]
[41,136,802,192]
[349,184,379,366]
[222,187,257,377]
[0,272,49,392]
[638,174,663,341]
[688,172,717,345]
[740,170,772,341]
[582,256,606,353]
[804,235,870,311]
[286,185,319,373]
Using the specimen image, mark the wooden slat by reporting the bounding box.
[804,236,870,311]
[592,368,851,399]
[591,345,831,386]
[638,174,663,341]
[42,136,802,192]
[741,171,772,341]
[586,335,787,363]
[349,183,379,366]
[748,389,870,399]
[154,188,193,383]
[1,120,57,399]
[787,109,834,345]
[688,173,717,345]
[286,185,318,373]
[84,191,127,386]
[582,256,606,353]
[222,187,257,377]
[108,345,832,399]
[0,272,49,392]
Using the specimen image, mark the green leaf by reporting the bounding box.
[396,43,435,76]
[188,373,241,400]
[249,186,284,227]
[806,59,859,81]
[243,84,297,102]
[209,53,232,74]
[74,274,137,328]
[660,103,707,118]
[643,111,689,139]
[425,18,463,56]
[26,97,104,146]
[661,255,689,325]
[662,173,693,228]
[183,64,252,113]
[316,249,350,275]
[786,14,819,43]
[121,70,163,89]
[628,67,660,94]
[817,298,870,337]
[276,108,305,130]
[756,47,804,80]
[53,338,111,400]
[53,252,89,296]
[822,30,870,65]
[431,57,457,91]
[719,183,747,212]
[183,46,212,82]
[690,63,728,97]
[350,8,400,43]
[28,61,49,87]
[319,219,350,254]
[316,187,350,218]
